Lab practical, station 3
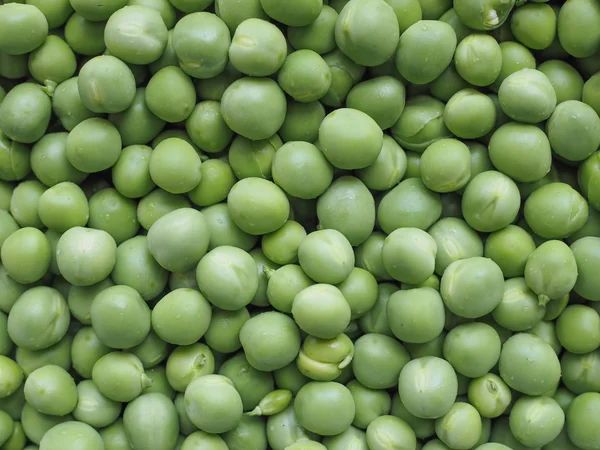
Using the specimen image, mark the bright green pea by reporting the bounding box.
[221,77,287,141]
[28,35,76,85]
[377,178,442,233]
[461,171,521,233]
[396,20,456,85]
[37,181,89,233]
[248,389,292,416]
[443,90,496,139]
[1,227,50,284]
[335,0,400,67]
[149,138,202,195]
[547,100,600,162]
[228,18,287,77]
[286,5,337,54]
[297,229,354,284]
[66,118,122,173]
[524,182,588,239]
[0,83,52,144]
[261,221,306,266]
[440,257,505,319]
[145,65,197,122]
[498,333,561,396]
[484,225,536,278]
[292,284,351,340]
[382,228,437,285]
[318,108,383,170]
[172,12,230,79]
[467,373,512,419]
[443,322,501,378]
[387,287,445,344]
[278,50,332,103]
[420,138,471,193]
[390,95,451,152]
[454,34,502,87]
[488,122,552,183]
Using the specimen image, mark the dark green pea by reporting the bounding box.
[111,235,169,302]
[15,334,72,377]
[558,0,600,58]
[484,225,536,278]
[128,0,177,29]
[396,20,457,85]
[70,327,110,379]
[354,234,393,282]
[296,333,354,382]
[453,0,515,30]
[228,134,282,181]
[0,83,51,144]
[204,307,251,354]
[88,188,139,245]
[249,248,280,307]
[27,35,76,85]
[0,3,48,55]
[583,72,600,117]
[165,343,215,393]
[0,385,25,420]
[261,0,323,26]
[378,177,442,233]
[524,182,588,239]
[320,49,366,108]
[0,311,12,356]
[172,12,230,79]
[454,34,502,87]
[145,66,196,123]
[287,5,337,54]
[390,95,451,152]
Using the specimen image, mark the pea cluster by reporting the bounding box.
[1,0,600,450]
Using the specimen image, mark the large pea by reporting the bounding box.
[0,3,48,55]
[316,176,375,246]
[557,0,600,58]
[0,83,51,144]
[546,100,600,162]
[396,20,457,85]
[335,0,400,67]
[498,68,557,123]
[123,393,179,450]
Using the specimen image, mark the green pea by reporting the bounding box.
[72,380,121,429]
[390,95,451,152]
[265,265,313,314]
[278,100,324,143]
[261,0,322,26]
[561,349,600,394]
[27,35,76,85]
[440,257,505,319]
[296,333,354,381]
[498,68,557,124]
[396,20,457,85]
[390,393,435,440]
[109,89,166,147]
[461,171,521,232]
[110,145,155,200]
[0,355,23,398]
[547,100,600,162]
[130,331,169,370]
[352,333,410,389]
[429,65,472,102]
[1,227,50,284]
[320,48,365,107]
[538,60,584,104]
[15,334,72,377]
[0,52,29,80]
[20,403,70,446]
[222,415,268,450]
[51,78,100,132]
[56,227,117,287]
[221,77,287,141]
[145,66,196,123]
[398,356,458,419]
[287,5,338,54]
[63,14,106,56]
[37,181,89,233]
[24,365,77,416]
[484,225,536,278]
[454,34,502,87]
[297,229,354,284]
[322,426,368,450]
[239,311,301,372]
[556,304,600,354]
[186,159,235,208]
[261,221,306,266]
[443,90,496,139]
[428,218,483,276]
[165,343,215,393]
[335,0,400,67]
[557,0,600,58]
[378,178,442,233]
[201,203,258,252]
[443,322,501,378]
[489,41,536,92]
[66,118,122,173]
[149,138,202,195]
[509,395,564,447]
[356,136,406,192]
[39,421,103,450]
[467,373,512,419]
[185,101,233,154]
[524,182,588,239]
[499,333,561,395]
[228,134,282,181]
[92,351,152,403]
[278,49,331,103]
[318,108,383,170]
[248,389,292,417]
[0,83,51,144]
[387,287,445,344]
[30,133,86,187]
[510,3,557,50]
[204,308,250,355]
[488,122,553,183]
[420,138,472,192]
[435,402,482,449]
[292,284,351,339]
[453,0,515,30]
[98,418,132,450]
[583,72,600,117]
[0,3,48,55]
[70,327,109,379]
[229,18,287,77]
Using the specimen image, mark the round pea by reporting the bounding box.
[396,20,457,85]
[298,229,354,284]
[0,3,48,55]
[66,118,122,173]
[509,395,564,447]
[420,138,471,193]
[1,227,50,284]
[435,402,482,449]
[547,100,600,162]
[557,0,600,58]
[443,89,496,139]
[39,421,103,450]
[28,35,77,85]
[352,333,410,389]
[454,34,502,87]
[145,66,196,123]
[292,284,351,339]
[467,373,512,419]
[0,82,52,144]
[387,287,445,344]
[24,365,77,416]
[443,322,501,378]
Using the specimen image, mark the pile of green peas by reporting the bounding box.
[1,0,600,449]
